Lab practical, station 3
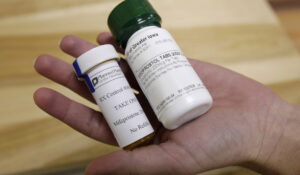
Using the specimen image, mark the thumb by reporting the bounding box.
[85,144,194,175]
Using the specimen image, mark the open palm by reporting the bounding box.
[34,34,287,175]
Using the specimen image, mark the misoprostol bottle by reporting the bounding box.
[108,0,213,129]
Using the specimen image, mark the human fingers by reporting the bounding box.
[33,87,117,145]
[85,143,197,175]
[34,54,95,103]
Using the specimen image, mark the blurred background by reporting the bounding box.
[0,0,299,174]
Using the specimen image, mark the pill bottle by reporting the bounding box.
[108,0,213,129]
[73,45,154,150]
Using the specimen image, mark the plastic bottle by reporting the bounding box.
[73,44,154,150]
[108,0,213,129]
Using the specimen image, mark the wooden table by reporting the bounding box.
[0,0,299,174]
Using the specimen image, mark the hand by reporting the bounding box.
[34,34,300,175]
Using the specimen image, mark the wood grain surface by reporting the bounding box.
[0,0,299,174]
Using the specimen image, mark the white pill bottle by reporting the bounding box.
[73,45,154,150]
[108,0,213,129]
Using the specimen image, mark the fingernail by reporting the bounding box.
[132,88,140,95]
[119,53,126,60]
[59,38,63,47]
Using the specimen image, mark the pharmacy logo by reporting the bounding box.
[92,77,98,87]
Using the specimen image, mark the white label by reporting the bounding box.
[125,26,207,118]
[87,60,154,148]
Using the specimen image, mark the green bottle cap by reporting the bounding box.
[108,0,162,49]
